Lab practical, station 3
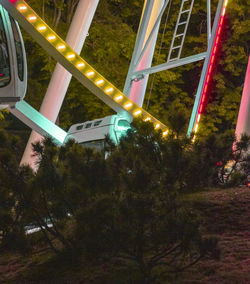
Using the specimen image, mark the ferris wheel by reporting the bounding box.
[0,0,248,169]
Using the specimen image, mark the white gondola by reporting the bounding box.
[67,115,131,151]
[0,4,27,109]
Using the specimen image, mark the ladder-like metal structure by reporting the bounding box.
[167,0,194,62]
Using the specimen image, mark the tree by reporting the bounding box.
[73,119,219,283]
[0,129,28,252]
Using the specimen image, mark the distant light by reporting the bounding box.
[144,117,151,122]
[155,123,160,129]
[163,130,168,136]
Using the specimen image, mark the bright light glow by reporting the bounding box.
[155,123,160,129]
[86,71,94,77]
[194,123,198,133]
[134,110,142,116]
[124,102,132,109]
[222,7,226,16]
[225,0,228,6]
[28,16,37,21]
[57,44,66,50]
[197,114,201,123]
[106,88,114,94]
[18,5,27,11]
[115,95,123,101]
[96,79,104,85]
[48,35,56,41]
[67,54,75,59]
[77,62,85,68]
[144,117,151,122]
[163,130,168,136]
[38,26,46,31]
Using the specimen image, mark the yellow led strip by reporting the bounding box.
[3,0,169,136]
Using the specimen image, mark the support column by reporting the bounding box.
[21,0,99,168]
[123,0,165,107]
[235,56,250,140]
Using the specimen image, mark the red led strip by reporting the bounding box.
[193,0,228,136]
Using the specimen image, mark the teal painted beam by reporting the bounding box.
[9,100,68,144]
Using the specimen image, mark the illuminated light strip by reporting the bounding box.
[124,102,132,109]
[17,4,26,10]
[163,130,168,136]
[48,35,56,41]
[115,95,123,101]
[57,44,65,50]
[86,71,94,77]
[28,15,36,21]
[38,25,46,31]
[77,62,85,68]
[134,110,142,116]
[3,0,169,138]
[192,0,228,139]
[67,53,76,60]
[96,79,104,85]
[105,87,114,94]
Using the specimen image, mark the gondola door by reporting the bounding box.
[0,5,27,109]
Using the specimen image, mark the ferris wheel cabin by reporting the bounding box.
[0,4,27,110]
[67,115,131,151]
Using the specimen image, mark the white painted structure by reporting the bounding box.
[235,56,250,141]
[67,115,131,148]
[21,0,100,168]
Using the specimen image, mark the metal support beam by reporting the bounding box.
[187,0,225,137]
[207,0,211,44]
[133,52,207,76]
[21,0,100,167]
[235,56,250,141]
[134,0,169,69]
[123,0,166,107]
[9,101,68,145]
